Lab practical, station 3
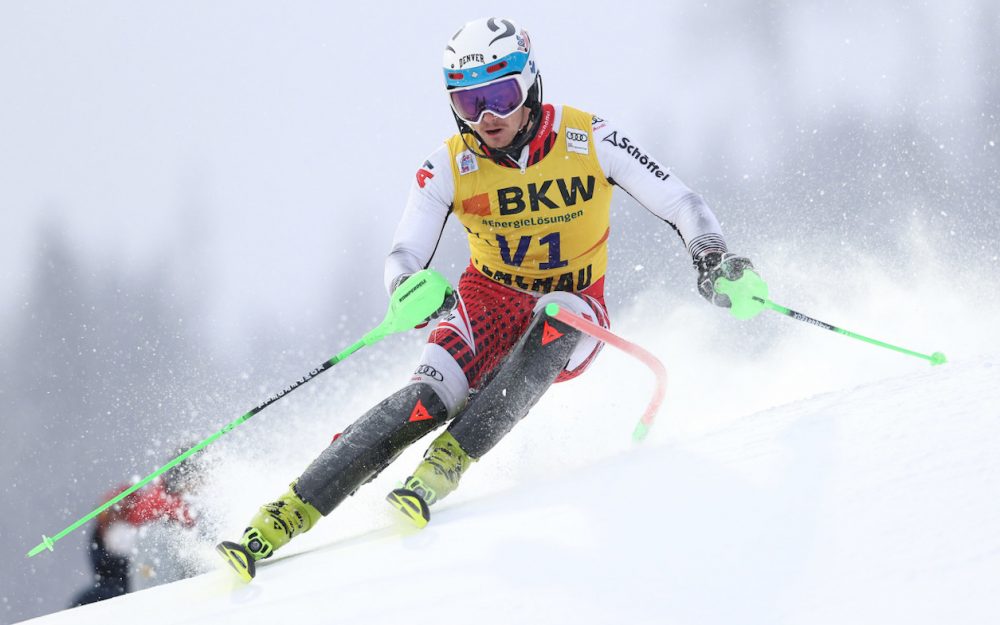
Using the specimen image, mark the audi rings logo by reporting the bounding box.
[566,126,590,155]
[414,365,445,382]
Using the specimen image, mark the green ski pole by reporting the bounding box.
[26,269,453,558]
[714,272,946,366]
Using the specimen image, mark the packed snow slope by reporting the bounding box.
[20,352,1000,624]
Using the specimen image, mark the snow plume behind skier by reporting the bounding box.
[71,446,209,606]
[216,16,762,581]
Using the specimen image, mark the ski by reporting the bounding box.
[216,541,256,582]
[386,488,431,529]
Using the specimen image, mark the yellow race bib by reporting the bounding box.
[448,105,612,294]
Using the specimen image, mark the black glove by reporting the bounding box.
[429,289,459,320]
[694,252,756,308]
[391,273,458,326]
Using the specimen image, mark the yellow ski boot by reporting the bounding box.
[387,431,473,528]
[217,483,322,581]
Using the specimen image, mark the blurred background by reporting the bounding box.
[1,1,998,622]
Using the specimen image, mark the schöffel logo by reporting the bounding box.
[566,127,589,155]
[601,131,670,181]
[497,175,596,215]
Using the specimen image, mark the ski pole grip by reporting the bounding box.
[373,269,454,339]
[714,272,769,319]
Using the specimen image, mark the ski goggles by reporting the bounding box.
[449,77,526,124]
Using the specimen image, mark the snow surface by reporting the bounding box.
[18,350,1000,624]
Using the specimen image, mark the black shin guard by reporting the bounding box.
[294,383,449,515]
[448,313,581,459]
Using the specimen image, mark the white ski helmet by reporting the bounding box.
[442,17,541,126]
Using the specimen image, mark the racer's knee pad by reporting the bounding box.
[448,312,581,459]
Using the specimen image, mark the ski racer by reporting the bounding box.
[217,16,759,580]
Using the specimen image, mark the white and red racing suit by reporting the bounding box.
[385,104,729,416]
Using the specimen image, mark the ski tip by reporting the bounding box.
[216,540,256,583]
[386,488,431,529]
[930,351,947,366]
